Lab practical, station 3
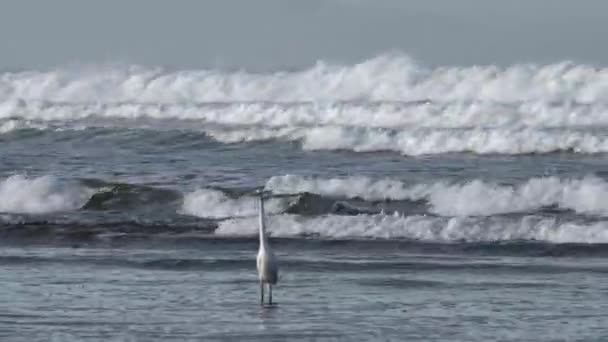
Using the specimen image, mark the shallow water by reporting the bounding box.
[1,242,606,341]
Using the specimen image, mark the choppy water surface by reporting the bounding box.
[1,243,606,342]
[1,54,608,341]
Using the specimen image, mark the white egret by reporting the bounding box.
[256,191,278,305]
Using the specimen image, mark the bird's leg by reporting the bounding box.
[268,284,273,305]
[260,282,264,305]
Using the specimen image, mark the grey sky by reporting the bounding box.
[1,0,607,70]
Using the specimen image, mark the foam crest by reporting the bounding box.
[266,175,608,216]
[428,177,608,216]
[0,119,48,134]
[3,100,608,130]
[0,119,22,133]
[2,54,608,104]
[426,176,608,216]
[216,213,608,244]
[207,126,608,155]
[0,175,93,214]
[4,54,608,156]
[266,174,426,201]
[4,111,608,156]
[180,189,290,219]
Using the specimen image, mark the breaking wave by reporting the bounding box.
[180,188,292,219]
[216,213,608,244]
[3,100,608,129]
[3,53,608,155]
[1,174,608,244]
[0,175,94,214]
[206,126,608,155]
[5,172,608,219]
[2,53,608,104]
[266,174,608,216]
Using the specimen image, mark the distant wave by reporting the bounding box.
[205,126,608,155]
[3,53,608,155]
[3,118,608,155]
[3,100,608,129]
[1,53,608,104]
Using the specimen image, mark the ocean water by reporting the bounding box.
[1,54,608,341]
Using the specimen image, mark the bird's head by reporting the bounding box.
[253,188,273,199]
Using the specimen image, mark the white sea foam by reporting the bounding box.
[0,175,94,214]
[4,110,607,155]
[266,175,608,216]
[206,126,608,155]
[2,54,608,104]
[4,54,608,155]
[3,100,608,129]
[0,119,22,133]
[265,174,422,201]
[216,213,608,244]
[180,188,292,219]
[0,119,49,134]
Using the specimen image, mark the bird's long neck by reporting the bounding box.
[258,195,268,251]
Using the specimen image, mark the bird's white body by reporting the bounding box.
[256,193,278,305]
